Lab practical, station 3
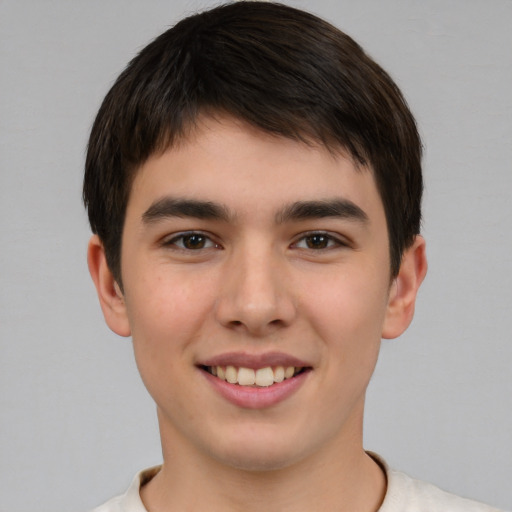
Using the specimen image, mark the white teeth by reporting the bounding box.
[274,366,285,383]
[210,365,301,386]
[255,367,274,387]
[238,367,256,386]
[225,365,238,384]
[284,366,295,379]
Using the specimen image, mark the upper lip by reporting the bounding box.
[199,351,310,369]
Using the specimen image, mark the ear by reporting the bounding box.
[87,235,131,337]
[382,235,427,339]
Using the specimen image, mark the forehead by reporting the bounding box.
[126,115,384,223]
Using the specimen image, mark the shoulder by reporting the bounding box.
[373,454,505,512]
[89,466,160,512]
[383,467,503,511]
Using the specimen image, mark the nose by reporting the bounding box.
[214,243,296,336]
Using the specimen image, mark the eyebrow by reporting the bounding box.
[141,197,368,225]
[142,198,232,224]
[275,199,369,224]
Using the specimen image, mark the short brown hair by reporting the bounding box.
[84,1,422,284]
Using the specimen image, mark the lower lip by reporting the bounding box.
[201,369,309,409]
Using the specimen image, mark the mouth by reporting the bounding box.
[200,365,308,387]
[198,354,312,408]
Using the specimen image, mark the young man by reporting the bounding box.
[84,2,502,511]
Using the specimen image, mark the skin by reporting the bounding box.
[89,115,427,512]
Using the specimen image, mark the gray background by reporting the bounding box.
[1,1,511,510]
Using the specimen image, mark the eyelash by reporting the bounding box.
[162,231,347,252]
[163,231,220,251]
[292,231,347,251]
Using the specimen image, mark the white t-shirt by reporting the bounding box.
[91,457,504,512]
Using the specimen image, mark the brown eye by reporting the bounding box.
[305,234,330,249]
[293,232,344,250]
[166,232,217,250]
[182,234,207,249]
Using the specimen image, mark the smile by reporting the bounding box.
[203,365,305,387]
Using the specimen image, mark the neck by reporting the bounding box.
[141,407,386,512]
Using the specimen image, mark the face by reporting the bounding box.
[91,116,423,472]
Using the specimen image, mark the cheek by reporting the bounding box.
[124,274,217,414]
[124,271,216,368]
[302,266,390,397]
[304,267,390,343]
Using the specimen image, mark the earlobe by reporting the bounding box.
[382,235,427,339]
[87,235,131,337]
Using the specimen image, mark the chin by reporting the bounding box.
[214,447,303,473]
[206,428,314,473]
